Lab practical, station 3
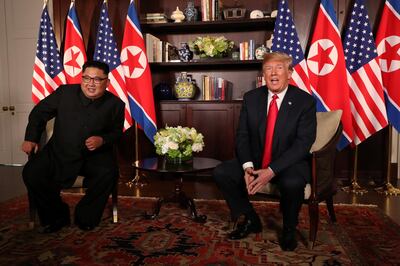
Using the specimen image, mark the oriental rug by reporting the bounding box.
[0,193,399,265]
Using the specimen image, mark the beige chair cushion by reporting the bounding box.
[310,110,342,152]
[259,182,311,199]
[259,110,342,199]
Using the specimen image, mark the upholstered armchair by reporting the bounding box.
[259,110,342,248]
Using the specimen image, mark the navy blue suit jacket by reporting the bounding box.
[235,84,316,182]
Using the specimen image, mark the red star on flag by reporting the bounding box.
[308,43,334,73]
[64,49,81,73]
[122,49,143,77]
[380,40,400,71]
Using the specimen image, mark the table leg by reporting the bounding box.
[145,176,207,223]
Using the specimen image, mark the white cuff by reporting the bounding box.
[242,161,254,171]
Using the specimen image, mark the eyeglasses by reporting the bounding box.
[82,76,107,84]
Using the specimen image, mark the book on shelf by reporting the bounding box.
[145,33,162,62]
[201,75,232,101]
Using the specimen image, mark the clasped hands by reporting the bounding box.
[245,167,274,195]
[21,136,104,155]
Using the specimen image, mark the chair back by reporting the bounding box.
[311,110,343,199]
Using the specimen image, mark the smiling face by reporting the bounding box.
[80,67,109,100]
[262,53,293,94]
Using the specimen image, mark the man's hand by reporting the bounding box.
[21,141,39,156]
[85,136,104,151]
[244,167,255,194]
[247,168,275,195]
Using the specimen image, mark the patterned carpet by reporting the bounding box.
[0,193,399,265]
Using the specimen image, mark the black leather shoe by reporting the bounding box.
[41,217,70,234]
[280,228,298,251]
[228,217,262,240]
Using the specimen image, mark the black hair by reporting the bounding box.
[82,60,110,75]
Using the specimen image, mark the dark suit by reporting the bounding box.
[23,84,124,226]
[214,85,316,229]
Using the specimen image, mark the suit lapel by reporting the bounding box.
[258,87,268,145]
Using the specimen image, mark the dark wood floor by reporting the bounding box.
[2,165,400,225]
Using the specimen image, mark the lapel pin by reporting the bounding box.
[288,101,292,105]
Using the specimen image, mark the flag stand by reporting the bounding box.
[375,126,400,196]
[126,122,147,187]
[342,146,368,194]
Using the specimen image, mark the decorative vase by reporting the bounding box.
[165,154,193,164]
[154,82,174,100]
[184,0,198,22]
[178,43,193,62]
[171,7,185,23]
[174,72,196,100]
[255,44,268,60]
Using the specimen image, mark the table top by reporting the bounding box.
[133,157,221,173]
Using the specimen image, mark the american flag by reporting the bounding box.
[376,0,400,132]
[307,0,353,149]
[63,0,86,84]
[343,0,388,145]
[271,0,311,94]
[32,4,65,104]
[120,0,157,142]
[94,1,133,131]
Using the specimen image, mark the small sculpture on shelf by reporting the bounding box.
[178,42,193,62]
[171,6,185,23]
[184,0,198,22]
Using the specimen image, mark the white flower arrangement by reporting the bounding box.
[154,126,205,160]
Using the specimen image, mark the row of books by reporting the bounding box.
[201,75,233,101]
[256,76,266,88]
[141,13,168,24]
[201,0,222,21]
[239,40,256,60]
[145,33,178,62]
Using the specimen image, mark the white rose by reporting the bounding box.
[167,141,179,150]
[192,143,203,152]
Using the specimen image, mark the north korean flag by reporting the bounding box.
[120,0,157,142]
[307,0,353,149]
[376,0,400,132]
[63,1,87,84]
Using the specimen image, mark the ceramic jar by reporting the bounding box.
[174,72,196,100]
[184,0,198,22]
[171,7,185,23]
[255,44,268,60]
[178,43,193,62]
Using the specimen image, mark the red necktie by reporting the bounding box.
[262,94,278,168]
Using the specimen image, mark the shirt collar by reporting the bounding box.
[268,86,288,100]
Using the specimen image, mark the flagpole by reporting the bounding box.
[342,146,368,194]
[126,122,147,187]
[375,126,400,196]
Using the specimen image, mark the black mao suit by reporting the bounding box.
[23,84,124,227]
[214,84,316,229]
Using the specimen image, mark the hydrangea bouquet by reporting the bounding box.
[189,36,234,58]
[154,126,205,161]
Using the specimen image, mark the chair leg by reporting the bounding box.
[28,192,37,229]
[112,185,118,223]
[325,196,337,223]
[308,200,319,249]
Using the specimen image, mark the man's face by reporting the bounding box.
[263,60,292,93]
[81,67,109,100]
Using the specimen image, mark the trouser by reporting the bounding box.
[22,149,117,227]
[213,158,305,229]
